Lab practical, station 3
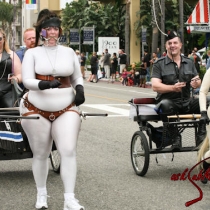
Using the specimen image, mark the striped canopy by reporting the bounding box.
[186,0,209,25]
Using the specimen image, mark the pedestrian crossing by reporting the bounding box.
[81,104,131,117]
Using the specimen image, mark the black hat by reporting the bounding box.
[166,30,180,41]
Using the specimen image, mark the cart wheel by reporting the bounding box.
[130,131,150,176]
[50,150,60,174]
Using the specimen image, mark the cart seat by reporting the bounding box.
[131,98,156,105]
[129,98,160,122]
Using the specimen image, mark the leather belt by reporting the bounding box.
[36,74,71,88]
[23,95,75,121]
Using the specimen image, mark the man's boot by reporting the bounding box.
[170,125,181,150]
[196,122,206,146]
[171,134,182,150]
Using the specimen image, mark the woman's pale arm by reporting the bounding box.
[10,51,22,83]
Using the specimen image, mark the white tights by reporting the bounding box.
[21,111,81,194]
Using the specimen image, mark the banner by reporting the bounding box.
[142,28,147,44]
[26,0,37,10]
[83,27,94,44]
[98,37,119,55]
[70,29,80,45]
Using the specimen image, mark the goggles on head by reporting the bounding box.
[41,17,61,29]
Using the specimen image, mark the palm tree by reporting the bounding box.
[62,0,125,52]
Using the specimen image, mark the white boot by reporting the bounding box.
[64,197,84,210]
[35,193,49,209]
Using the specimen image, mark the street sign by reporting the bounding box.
[59,35,67,44]
[69,29,80,45]
[142,28,147,44]
[191,26,210,33]
[83,27,94,44]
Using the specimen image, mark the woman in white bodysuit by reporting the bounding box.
[20,12,85,210]
[197,69,210,184]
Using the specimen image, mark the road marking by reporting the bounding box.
[82,104,131,117]
[85,83,155,96]
[85,94,128,103]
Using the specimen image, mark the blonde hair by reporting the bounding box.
[0,28,10,53]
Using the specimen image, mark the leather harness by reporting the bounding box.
[23,95,77,121]
[22,74,78,121]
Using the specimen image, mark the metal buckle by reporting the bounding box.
[49,113,56,121]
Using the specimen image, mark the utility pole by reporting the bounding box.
[179,0,184,54]
[161,0,165,55]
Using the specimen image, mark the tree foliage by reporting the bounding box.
[134,0,203,53]
[0,1,13,29]
[61,0,125,52]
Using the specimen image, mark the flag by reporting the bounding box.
[186,26,194,34]
[186,0,209,24]
[26,0,37,10]
[26,0,36,4]
[0,131,23,142]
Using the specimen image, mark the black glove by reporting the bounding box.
[38,80,61,90]
[74,85,85,106]
[200,111,209,124]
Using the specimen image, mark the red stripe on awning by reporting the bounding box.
[186,0,209,24]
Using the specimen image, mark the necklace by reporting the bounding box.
[44,46,58,75]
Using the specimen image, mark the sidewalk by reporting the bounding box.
[84,70,152,88]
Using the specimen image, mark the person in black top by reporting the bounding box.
[0,28,22,107]
[110,52,118,83]
[80,52,86,79]
[151,30,206,149]
[143,49,151,82]
[87,52,98,83]
[118,49,127,75]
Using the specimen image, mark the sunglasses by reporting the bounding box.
[0,37,3,41]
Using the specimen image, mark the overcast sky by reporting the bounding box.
[60,0,73,9]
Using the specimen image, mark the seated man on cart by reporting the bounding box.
[151,30,206,150]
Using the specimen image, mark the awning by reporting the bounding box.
[186,0,209,25]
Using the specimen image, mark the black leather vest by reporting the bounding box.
[0,50,12,95]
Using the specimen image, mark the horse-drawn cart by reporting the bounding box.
[129,98,202,176]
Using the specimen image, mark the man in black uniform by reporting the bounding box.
[151,30,206,149]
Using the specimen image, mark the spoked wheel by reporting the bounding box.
[130,131,150,176]
[50,149,60,174]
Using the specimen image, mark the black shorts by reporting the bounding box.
[91,66,97,75]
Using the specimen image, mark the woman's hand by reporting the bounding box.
[75,85,85,106]
[8,75,19,84]
[38,80,61,90]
